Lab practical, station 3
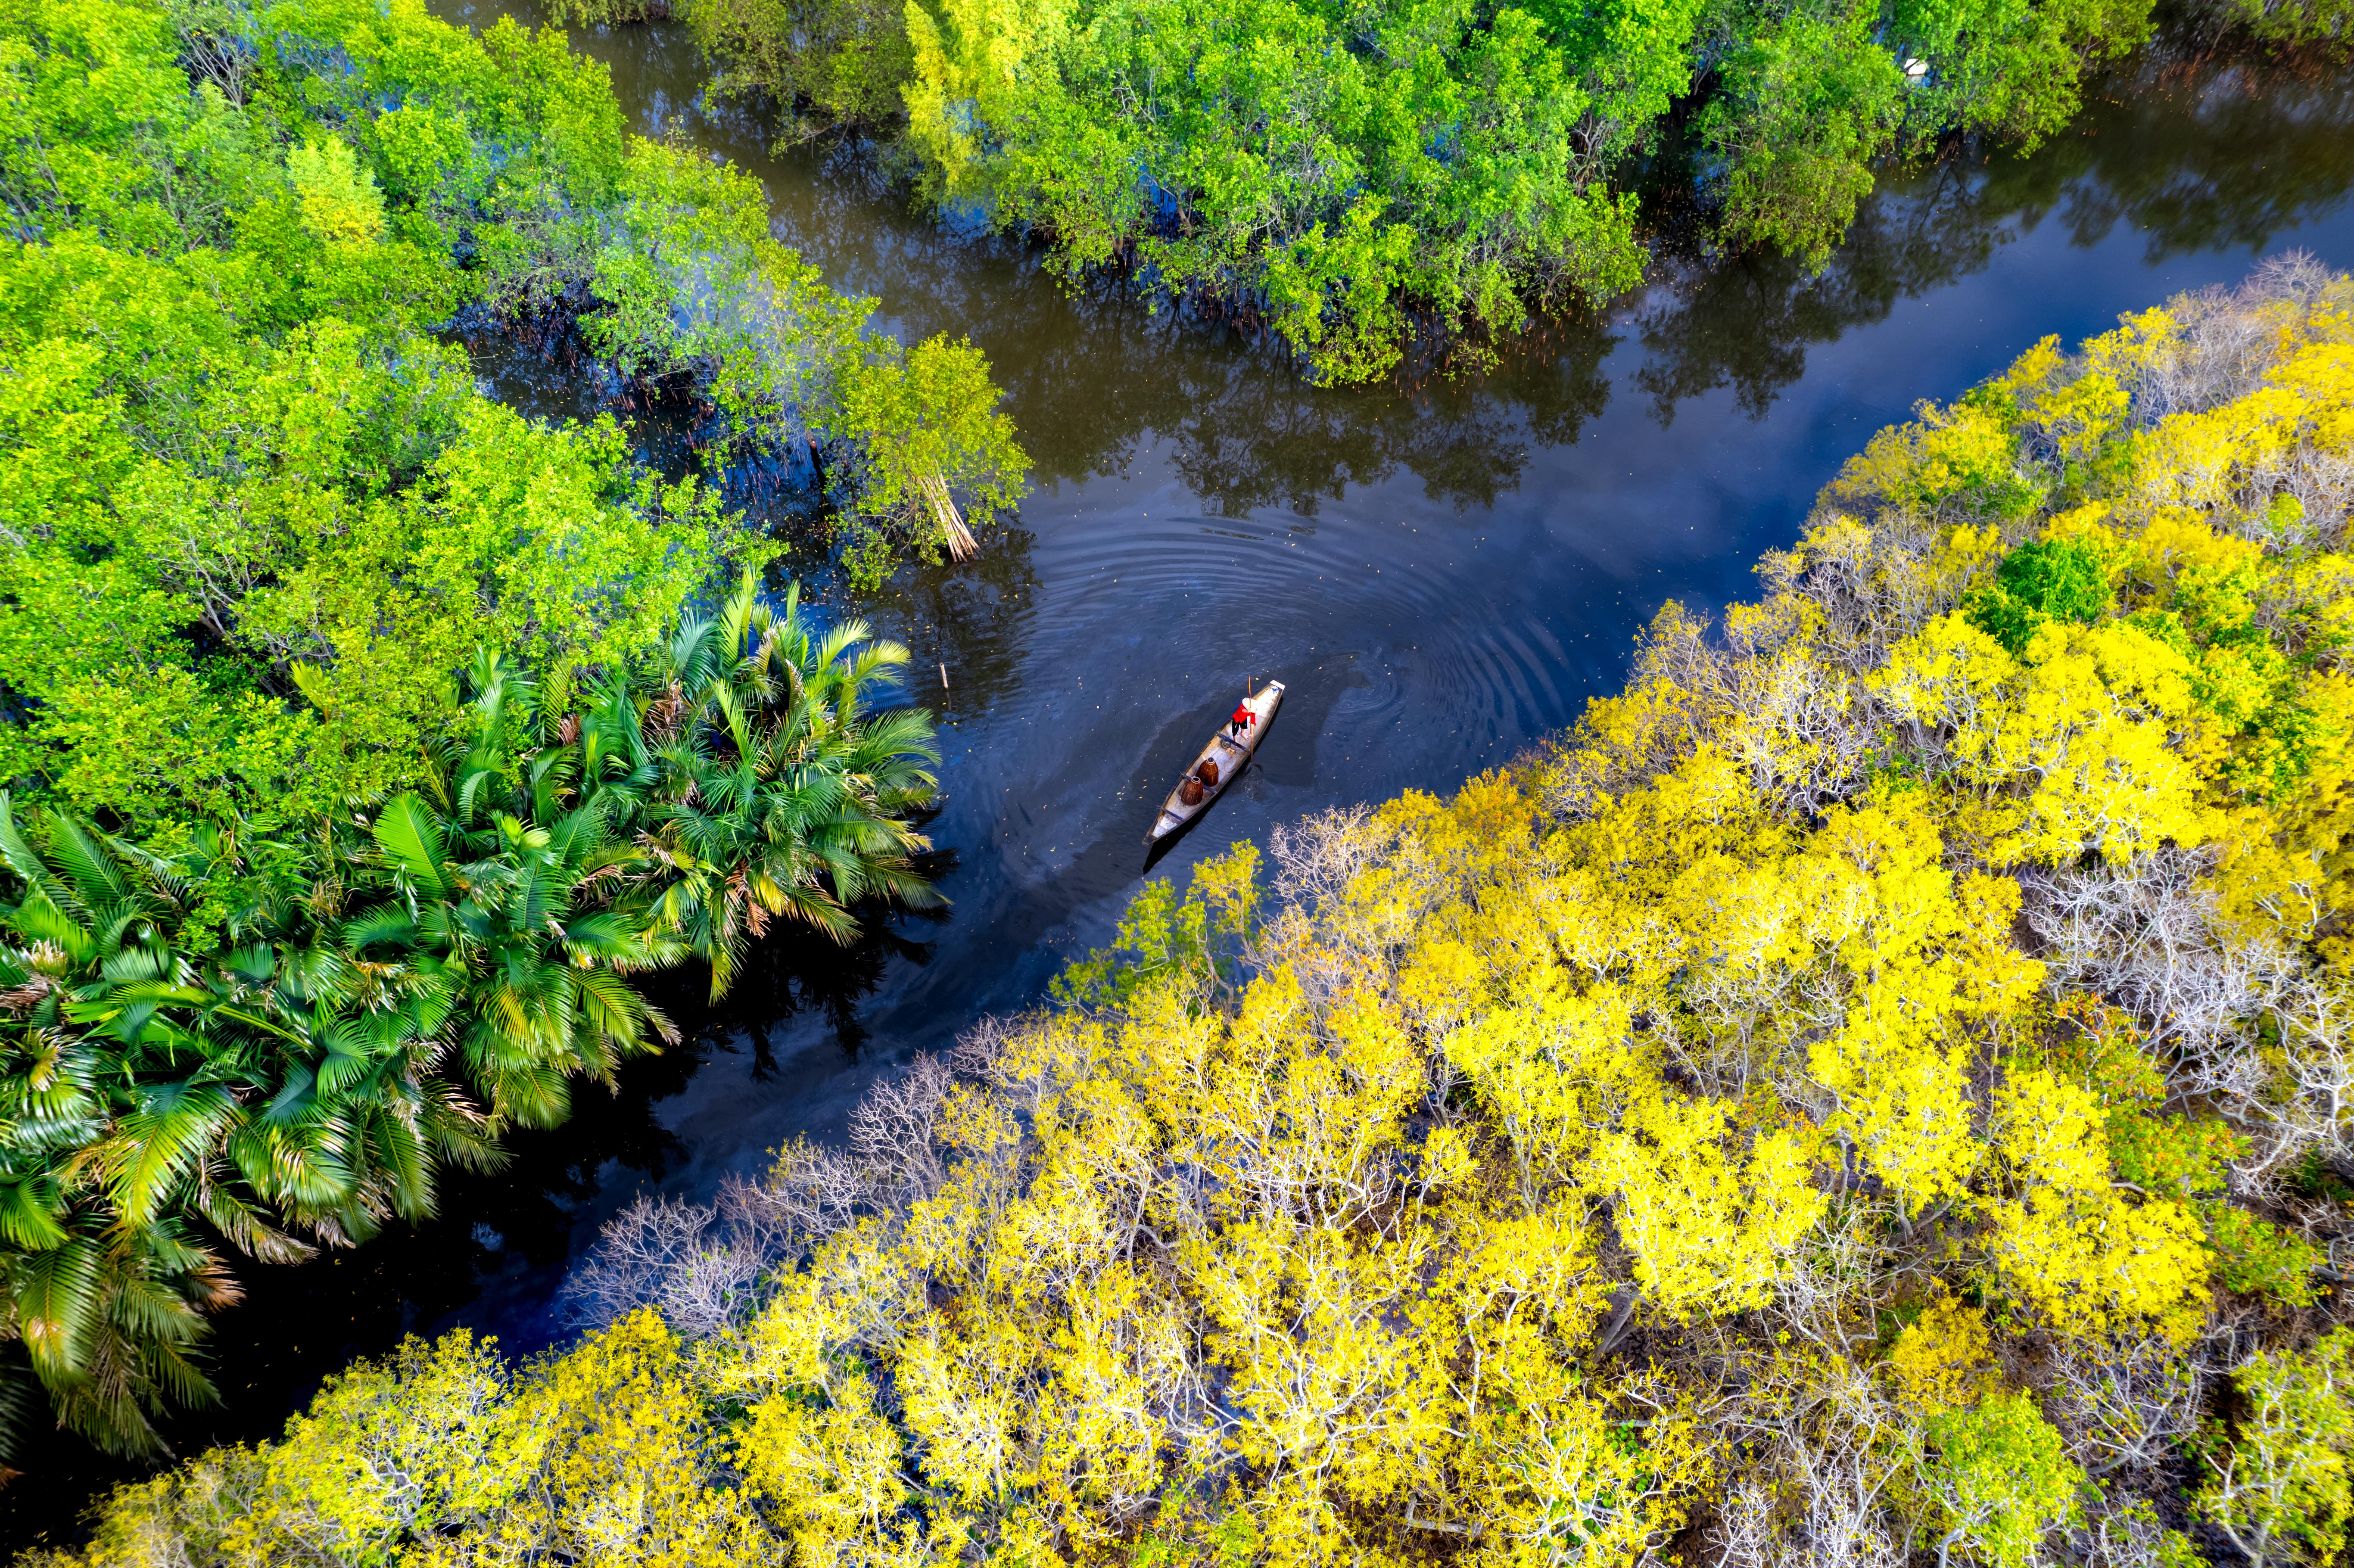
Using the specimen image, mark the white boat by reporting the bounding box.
[1148,681,1283,842]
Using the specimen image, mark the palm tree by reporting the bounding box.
[352,652,679,1129]
[0,801,284,1456]
[634,569,943,997]
[0,591,945,1454]
[0,801,474,1455]
[0,651,688,1456]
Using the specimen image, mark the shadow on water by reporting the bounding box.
[9,8,2354,1546]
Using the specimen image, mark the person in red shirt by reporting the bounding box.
[1228,700,1256,740]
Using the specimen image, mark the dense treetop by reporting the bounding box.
[626,0,2351,380]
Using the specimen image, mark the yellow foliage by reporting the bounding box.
[225,1330,535,1560]
[1990,1069,2210,1344]
[1458,1385,1714,1568]
[1815,1022,1982,1213]
[732,1372,913,1559]
[285,137,388,246]
[1872,610,2020,741]
[2042,500,2121,552]
[1948,619,2216,864]
[1587,1095,1828,1318]
[1883,1299,1996,1413]
[1825,398,2029,516]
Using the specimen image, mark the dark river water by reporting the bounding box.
[11,11,2354,1546]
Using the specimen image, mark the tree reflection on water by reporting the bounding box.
[1632,56,2354,425]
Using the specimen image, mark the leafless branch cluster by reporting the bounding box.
[2021,850,2280,1049]
[2080,1497,2197,1568]
[2022,852,2354,1182]
[1269,804,1395,915]
[1762,508,1959,676]
[559,1182,803,1338]
[562,1053,984,1334]
[1710,1366,1911,1568]
[2248,443,2354,554]
[734,1137,864,1241]
[2120,250,2350,426]
[1265,805,1467,1016]
[847,1053,956,1206]
[1542,600,1894,821]
[2040,1334,2205,1481]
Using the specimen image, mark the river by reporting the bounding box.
[9,10,2354,1547]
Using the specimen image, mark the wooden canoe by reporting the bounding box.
[1148,681,1284,842]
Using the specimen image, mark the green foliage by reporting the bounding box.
[2205,1203,2325,1307]
[657,0,2164,375]
[0,0,1027,810]
[2201,0,2354,50]
[680,0,914,140]
[2108,1109,2243,1197]
[1049,843,1259,1010]
[831,334,1030,587]
[0,0,996,1468]
[630,569,944,994]
[1921,1391,2086,1568]
[548,0,674,19]
[1700,0,1905,269]
[2197,1330,2354,1567]
[2288,1148,2354,1204]
[1966,536,2115,651]
[1,601,939,1455]
[1886,0,2153,149]
[1997,535,2115,621]
[899,0,1649,383]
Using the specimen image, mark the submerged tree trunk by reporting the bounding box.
[919,470,978,560]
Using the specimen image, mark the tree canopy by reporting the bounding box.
[647,0,2354,382]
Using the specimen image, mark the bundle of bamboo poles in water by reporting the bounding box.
[919,470,978,560]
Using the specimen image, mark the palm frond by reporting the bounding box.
[371,796,452,899]
[109,1083,240,1228]
[13,1235,102,1380]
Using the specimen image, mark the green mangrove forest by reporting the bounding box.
[570,0,2354,380]
[0,0,1021,1459]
